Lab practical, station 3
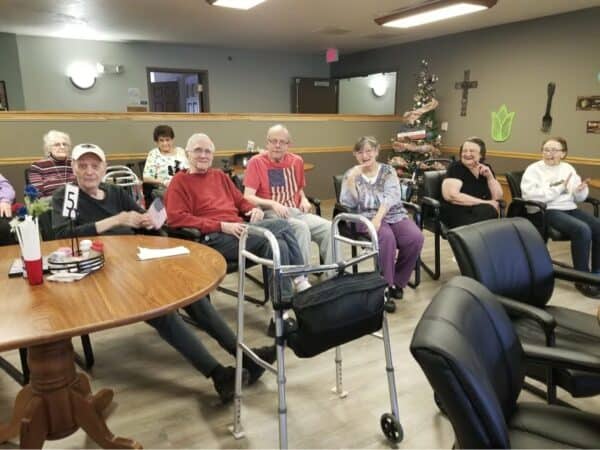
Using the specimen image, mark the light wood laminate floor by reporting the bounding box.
[1,200,599,449]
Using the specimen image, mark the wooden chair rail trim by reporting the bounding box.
[442,146,600,166]
[0,111,402,123]
[0,144,393,166]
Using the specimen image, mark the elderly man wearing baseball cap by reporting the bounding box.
[51,142,269,403]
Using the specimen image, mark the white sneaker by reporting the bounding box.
[294,276,312,293]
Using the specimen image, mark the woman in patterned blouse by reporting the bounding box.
[143,125,189,199]
[340,136,424,302]
[28,130,76,198]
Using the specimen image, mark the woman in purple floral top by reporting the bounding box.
[340,136,424,300]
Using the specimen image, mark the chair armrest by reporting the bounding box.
[584,196,599,217]
[554,266,600,287]
[421,196,440,209]
[510,197,547,212]
[307,196,321,207]
[164,226,203,241]
[522,344,600,374]
[333,203,354,215]
[402,200,421,215]
[497,295,556,344]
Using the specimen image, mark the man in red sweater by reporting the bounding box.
[165,133,308,298]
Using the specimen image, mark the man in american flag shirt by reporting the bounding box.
[244,124,332,270]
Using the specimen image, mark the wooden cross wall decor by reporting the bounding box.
[455,70,478,116]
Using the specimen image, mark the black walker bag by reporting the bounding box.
[286,271,387,358]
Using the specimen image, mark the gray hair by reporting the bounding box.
[353,136,379,153]
[267,124,291,141]
[43,130,71,156]
[185,133,215,153]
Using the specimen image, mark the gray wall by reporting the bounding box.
[338,72,396,114]
[13,36,329,113]
[332,8,600,157]
[0,33,25,110]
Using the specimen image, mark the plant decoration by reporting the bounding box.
[491,104,515,142]
[10,184,51,230]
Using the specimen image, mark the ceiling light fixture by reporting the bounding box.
[374,0,497,28]
[206,0,267,10]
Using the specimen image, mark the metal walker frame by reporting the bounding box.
[229,213,403,448]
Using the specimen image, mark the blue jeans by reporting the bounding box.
[146,296,237,377]
[546,208,600,273]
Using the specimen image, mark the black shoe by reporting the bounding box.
[211,365,248,404]
[575,283,600,299]
[245,346,277,385]
[384,298,396,313]
[389,286,404,300]
[266,317,297,338]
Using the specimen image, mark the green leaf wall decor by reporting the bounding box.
[491,104,515,142]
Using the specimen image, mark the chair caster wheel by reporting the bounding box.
[380,412,403,443]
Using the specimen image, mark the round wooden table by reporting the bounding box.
[0,235,226,449]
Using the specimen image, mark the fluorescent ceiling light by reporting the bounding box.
[207,0,266,10]
[375,0,497,29]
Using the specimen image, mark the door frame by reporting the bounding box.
[146,67,210,112]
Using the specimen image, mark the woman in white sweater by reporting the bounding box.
[521,137,600,298]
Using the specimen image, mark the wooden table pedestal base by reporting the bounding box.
[0,339,141,449]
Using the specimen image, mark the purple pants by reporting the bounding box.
[359,219,424,288]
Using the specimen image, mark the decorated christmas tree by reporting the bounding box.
[389,59,443,181]
[411,59,441,146]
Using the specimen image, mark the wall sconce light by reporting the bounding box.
[67,62,97,90]
[206,0,266,10]
[374,0,497,28]
[369,74,388,97]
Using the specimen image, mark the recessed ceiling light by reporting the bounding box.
[206,0,267,10]
[375,0,497,29]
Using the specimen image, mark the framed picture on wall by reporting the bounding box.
[0,81,8,111]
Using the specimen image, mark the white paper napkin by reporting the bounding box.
[137,246,190,261]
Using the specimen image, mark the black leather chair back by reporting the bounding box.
[410,276,524,449]
[448,218,554,308]
[505,170,524,198]
[421,169,446,200]
[333,174,343,202]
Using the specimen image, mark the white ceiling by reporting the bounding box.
[1,0,599,54]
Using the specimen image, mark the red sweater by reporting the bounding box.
[165,169,255,233]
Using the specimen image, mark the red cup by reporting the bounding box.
[24,258,44,285]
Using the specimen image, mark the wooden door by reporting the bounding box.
[293,78,338,113]
[151,81,179,112]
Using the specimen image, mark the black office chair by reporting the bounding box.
[332,174,421,289]
[418,169,447,280]
[505,170,599,268]
[410,276,600,449]
[447,217,600,405]
[419,169,505,280]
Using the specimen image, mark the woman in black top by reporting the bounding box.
[440,137,503,228]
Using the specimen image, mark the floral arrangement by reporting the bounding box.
[10,185,51,229]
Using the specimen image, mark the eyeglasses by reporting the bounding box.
[267,138,289,146]
[52,142,70,148]
[542,148,563,154]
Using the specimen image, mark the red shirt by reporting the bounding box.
[165,169,255,234]
[244,152,305,208]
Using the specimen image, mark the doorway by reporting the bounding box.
[146,68,209,112]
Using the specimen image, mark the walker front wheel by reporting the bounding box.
[380,412,403,443]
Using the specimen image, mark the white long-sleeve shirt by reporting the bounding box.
[520,160,588,211]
